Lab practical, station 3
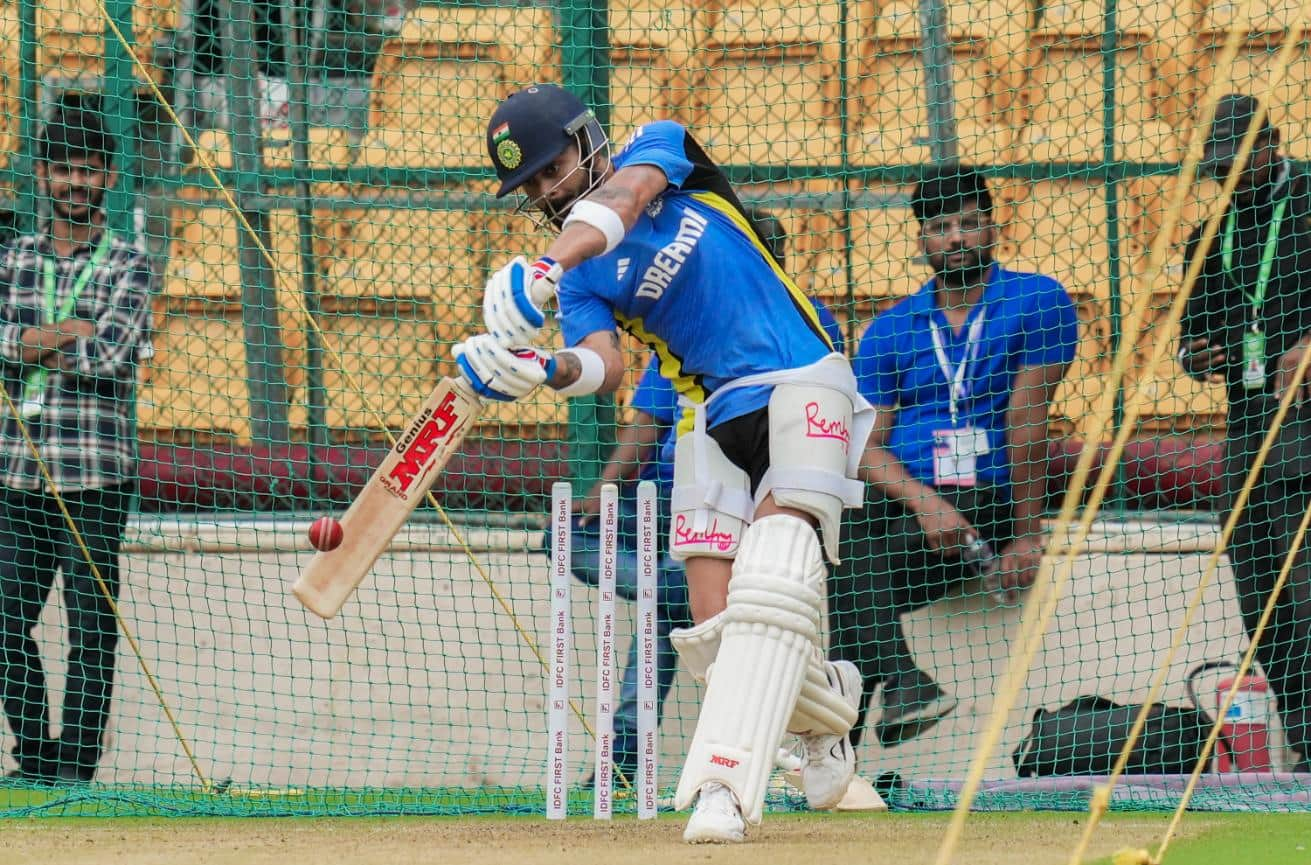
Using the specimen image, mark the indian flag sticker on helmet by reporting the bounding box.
[492,123,521,169]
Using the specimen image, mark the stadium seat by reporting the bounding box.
[1034,0,1104,38]
[609,0,703,137]
[851,46,932,165]
[37,0,104,79]
[315,308,444,432]
[872,0,920,43]
[1202,0,1306,40]
[1009,181,1112,302]
[1049,296,1111,437]
[692,0,843,165]
[1020,39,1184,161]
[187,127,353,172]
[180,129,354,270]
[827,192,930,301]
[138,301,275,442]
[368,5,556,167]
[165,206,302,301]
[0,8,20,175]
[1194,41,1311,160]
[36,0,174,81]
[326,204,484,309]
[1118,176,1214,271]
[950,0,1030,45]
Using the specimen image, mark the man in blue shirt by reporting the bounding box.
[460,86,873,842]
[831,165,1078,749]
[556,209,850,791]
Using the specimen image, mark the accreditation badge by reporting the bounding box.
[932,426,988,487]
[1242,327,1267,391]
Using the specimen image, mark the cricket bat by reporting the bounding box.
[292,376,483,619]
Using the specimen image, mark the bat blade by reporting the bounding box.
[292,377,482,619]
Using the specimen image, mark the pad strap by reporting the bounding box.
[755,466,865,509]
[671,481,756,524]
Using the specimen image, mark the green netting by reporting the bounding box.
[0,0,1309,840]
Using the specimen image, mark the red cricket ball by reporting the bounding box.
[308,516,344,552]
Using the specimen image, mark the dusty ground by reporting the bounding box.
[0,813,1204,865]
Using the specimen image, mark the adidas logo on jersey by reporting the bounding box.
[617,258,631,281]
[635,209,708,301]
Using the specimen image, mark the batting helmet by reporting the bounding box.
[487,84,608,198]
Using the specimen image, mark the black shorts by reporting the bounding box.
[708,406,771,493]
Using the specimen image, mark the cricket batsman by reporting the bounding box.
[453,84,874,843]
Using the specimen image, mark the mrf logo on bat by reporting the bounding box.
[381,389,464,500]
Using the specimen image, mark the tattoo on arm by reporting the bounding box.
[551,351,581,389]
[590,185,638,213]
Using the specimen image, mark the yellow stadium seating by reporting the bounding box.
[368,5,556,167]
[139,301,278,442]
[609,0,704,136]
[1194,41,1311,160]
[35,0,174,81]
[1009,181,1112,302]
[851,46,932,165]
[1202,0,1307,40]
[692,0,843,164]
[187,127,354,173]
[313,307,442,432]
[327,204,484,310]
[814,191,930,301]
[1020,39,1185,161]
[165,206,303,300]
[0,8,20,176]
[1050,297,1110,438]
[1118,175,1214,268]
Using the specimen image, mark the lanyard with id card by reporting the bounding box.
[929,307,990,486]
[19,231,113,419]
[1222,193,1288,391]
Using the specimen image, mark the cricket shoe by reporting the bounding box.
[683,782,746,844]
[799,659,862,810]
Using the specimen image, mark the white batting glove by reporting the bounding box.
[484,255,562,347]
[453,333,554,402]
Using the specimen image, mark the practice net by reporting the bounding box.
[0,0,1309,820]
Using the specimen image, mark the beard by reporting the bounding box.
[50,185,106,222]
[932,247,994,288]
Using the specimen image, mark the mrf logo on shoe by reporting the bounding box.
[709,754,740,768]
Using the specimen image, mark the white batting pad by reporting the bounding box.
[670,611,724,685]
[757,382,864,563]
[669,431,753,561]
[788,657,859,736]
[674,515,824,824]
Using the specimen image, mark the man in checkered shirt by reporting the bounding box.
[0,100,153,785]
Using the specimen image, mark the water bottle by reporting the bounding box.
[961,534,1015,607]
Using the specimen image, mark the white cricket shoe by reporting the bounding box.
[683,782,746,844]
[800,659,862,810]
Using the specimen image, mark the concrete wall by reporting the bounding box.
[0,516,1265,787]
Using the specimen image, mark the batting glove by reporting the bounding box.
[454,333,555,402]
[484,255,562,347]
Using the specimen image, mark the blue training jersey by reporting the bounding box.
[557,120,835,431]
[651,295,844,472]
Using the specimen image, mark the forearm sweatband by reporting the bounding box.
[554,347,607,396]
[563,200,626,255]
